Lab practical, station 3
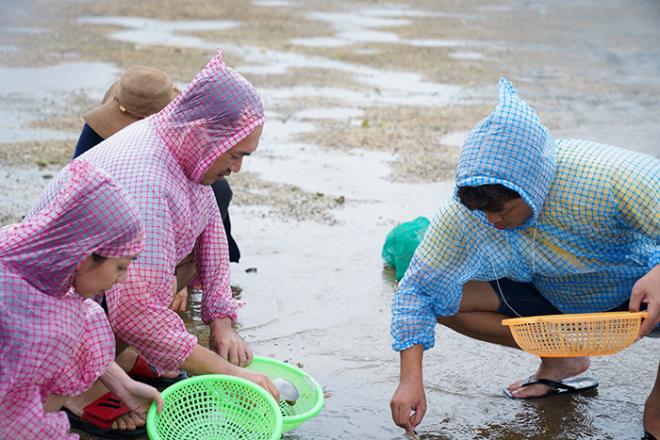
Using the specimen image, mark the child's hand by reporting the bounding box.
[390,377,426,434]
[115,379,164,419]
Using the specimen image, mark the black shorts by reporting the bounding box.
[489,278,630,318]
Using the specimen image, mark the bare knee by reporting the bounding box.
[437,314,465,331]
[175,253,196,291]
[459,280,501,312]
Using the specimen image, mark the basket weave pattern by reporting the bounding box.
[147,375,282,440]
[503,311,648,357]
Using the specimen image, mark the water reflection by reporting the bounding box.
[417,391,602,439]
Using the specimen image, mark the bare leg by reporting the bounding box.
[438,281,589,398]
[43,394,68,413]
[64,380,144,431]
[175,253,196,292]
[115,346,180,379]
[644,361,660,438]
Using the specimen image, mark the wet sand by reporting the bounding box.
[1,0,659,439]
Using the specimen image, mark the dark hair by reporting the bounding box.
[91,253,107,262]
[457,184,521,212]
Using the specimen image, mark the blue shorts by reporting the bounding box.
[489,278,630,318]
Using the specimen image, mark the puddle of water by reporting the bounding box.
[252,0,292,6]
[358,5,477,20]
[258,83,459,108]
[291,29,401,47]
[291,11,407,47]
[294,107,364,121]
[0,164,58,224]
[0,26,47,34]
[1,62,117,96]
[438,131,468,148]
[78,16,238,49]
[0,62,118,142]
[308,11,410,30]
[253,118,450,213]
[74,16,465,109]
[449,51,484,60]
[288,5,495,52]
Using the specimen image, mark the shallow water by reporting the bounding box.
[2,0,659,439]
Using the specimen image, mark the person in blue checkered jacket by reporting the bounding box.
[389,78,659,439]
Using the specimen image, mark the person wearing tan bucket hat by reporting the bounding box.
[73,66,179,156]
[74,66,241,267]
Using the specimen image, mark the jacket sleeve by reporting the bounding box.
[0,388,78,440]
[611,154,660,267]
[195,202,242,324]
[106,196,197,374]
[391,201,478,352]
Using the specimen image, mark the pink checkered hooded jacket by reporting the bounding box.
[0,160,145,439]
[71,50,266,373]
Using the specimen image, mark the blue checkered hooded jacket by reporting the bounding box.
[391,78,660,351]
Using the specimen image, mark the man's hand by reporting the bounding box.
[390,377,426,434]
[209,317,253,367]
[630,264,660,338]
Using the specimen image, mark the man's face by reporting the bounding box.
[483,198,532,230]
[200,124,263,185]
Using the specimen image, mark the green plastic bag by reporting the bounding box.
[381,216,430,281]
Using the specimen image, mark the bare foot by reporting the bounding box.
[507,356,590,398]
[65,380,143,431]
[116,346,180,379]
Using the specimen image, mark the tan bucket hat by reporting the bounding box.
[82,66,179,139]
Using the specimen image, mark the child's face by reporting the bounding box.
[200,124,263,185]
[483,198,532,230]
[73,255,136,298]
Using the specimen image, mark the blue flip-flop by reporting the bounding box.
[504,376,599,399]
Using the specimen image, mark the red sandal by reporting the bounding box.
[65,392,146,439]
[128,353,187,387]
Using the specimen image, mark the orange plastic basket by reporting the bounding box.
[502,311,648,357]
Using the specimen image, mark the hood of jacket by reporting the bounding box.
[455,78,556,229]
[2,160,145,297]
[150,50,266,184]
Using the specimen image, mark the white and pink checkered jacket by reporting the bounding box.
[71,50,266,373]
[0,160,145,439]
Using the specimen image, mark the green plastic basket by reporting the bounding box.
[146,374,283,440]
[246,356,324,432]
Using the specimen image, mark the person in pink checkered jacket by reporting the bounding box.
[55,49,280,421]
[0,160,164,439]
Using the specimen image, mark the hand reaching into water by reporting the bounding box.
[209,317,253,367]
[390,376,427,434]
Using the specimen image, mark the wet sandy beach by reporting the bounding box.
[1,0,659,439]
